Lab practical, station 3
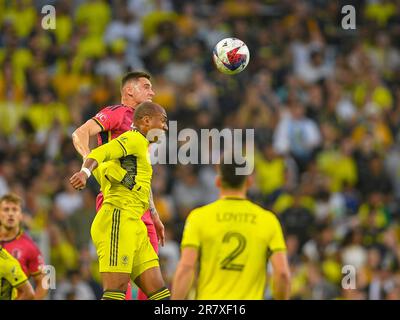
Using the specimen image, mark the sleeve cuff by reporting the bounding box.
[87,149,102,164]
[14,278,28,289]
[92,118,105,131]
[30,270,42,276]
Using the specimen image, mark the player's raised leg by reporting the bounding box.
[131,221,169,300]
[134,266,170,300]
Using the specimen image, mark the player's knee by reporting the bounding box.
[134,267,165,295]
[102,273,130,292]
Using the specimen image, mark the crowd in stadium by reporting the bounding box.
[1,0,400,299]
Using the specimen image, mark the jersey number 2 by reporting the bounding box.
[220,232,246,271]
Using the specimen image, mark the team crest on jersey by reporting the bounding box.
[121,255,129,266]
[120,136,128,144]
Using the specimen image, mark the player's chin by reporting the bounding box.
[5,223,16,229]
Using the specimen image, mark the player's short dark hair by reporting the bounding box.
[121,71,151,89]
[0,193,23,207]
[219,156,248,189]
[134,101,164,122]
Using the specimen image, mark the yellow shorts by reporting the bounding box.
[91,203,159,280]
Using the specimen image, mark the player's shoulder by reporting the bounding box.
[97,104,132,116]
[118,129,148,148]
[19,231,41,251]
[0,246,13,261]
[17,230,31,242]
[120,128,144,138]
[187,201,221,219]
[125,129,148,142]
[246,200,280,221]
[102,104,130,112]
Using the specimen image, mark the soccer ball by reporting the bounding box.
[212,38,250,75]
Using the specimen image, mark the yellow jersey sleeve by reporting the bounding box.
[181,209,201,249]
[268,215,287,253]
[117,130,149,157]
[2,249,28,288]
[88,137,125,164]
[88,130,148,164]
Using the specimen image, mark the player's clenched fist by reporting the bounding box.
[70,171,89,190]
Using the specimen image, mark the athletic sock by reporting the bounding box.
[148,287,171,300]
[102,290,126,300]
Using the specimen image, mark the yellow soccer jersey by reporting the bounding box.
[181,197,286,300]
[0,246,29,300]
[88,130,152,214]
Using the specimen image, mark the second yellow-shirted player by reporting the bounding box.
[0,246,34,300]
[180,199,287,300]
[70,102,170,300]
[171,158,291,300]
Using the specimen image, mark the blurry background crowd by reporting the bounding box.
[1,0,400,300]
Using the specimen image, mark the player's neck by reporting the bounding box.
[219,189,247,200]
[121,97,138,108]
[133,124,147,137]
[0,227,20,241]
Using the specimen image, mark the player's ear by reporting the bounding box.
[143,115,151,126]
[124,82,133,96]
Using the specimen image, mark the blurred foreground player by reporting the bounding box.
[70,102,170,300]
[0,193,47,300]
[72,71,165,300]
[0,245,34,300]
[172,158,291,300]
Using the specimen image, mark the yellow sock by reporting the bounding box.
[102,290,126,300]
[148,287,171,300]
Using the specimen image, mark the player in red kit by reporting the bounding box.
[0,193,48,300]
[72,71,165,300]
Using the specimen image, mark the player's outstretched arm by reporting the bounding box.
[72,119,102,159]
[70,134,130,190]
[171,247,198,300]
[270,251,291,300]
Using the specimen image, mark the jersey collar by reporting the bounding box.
[221,196,247,201]
[1,229,23,243]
